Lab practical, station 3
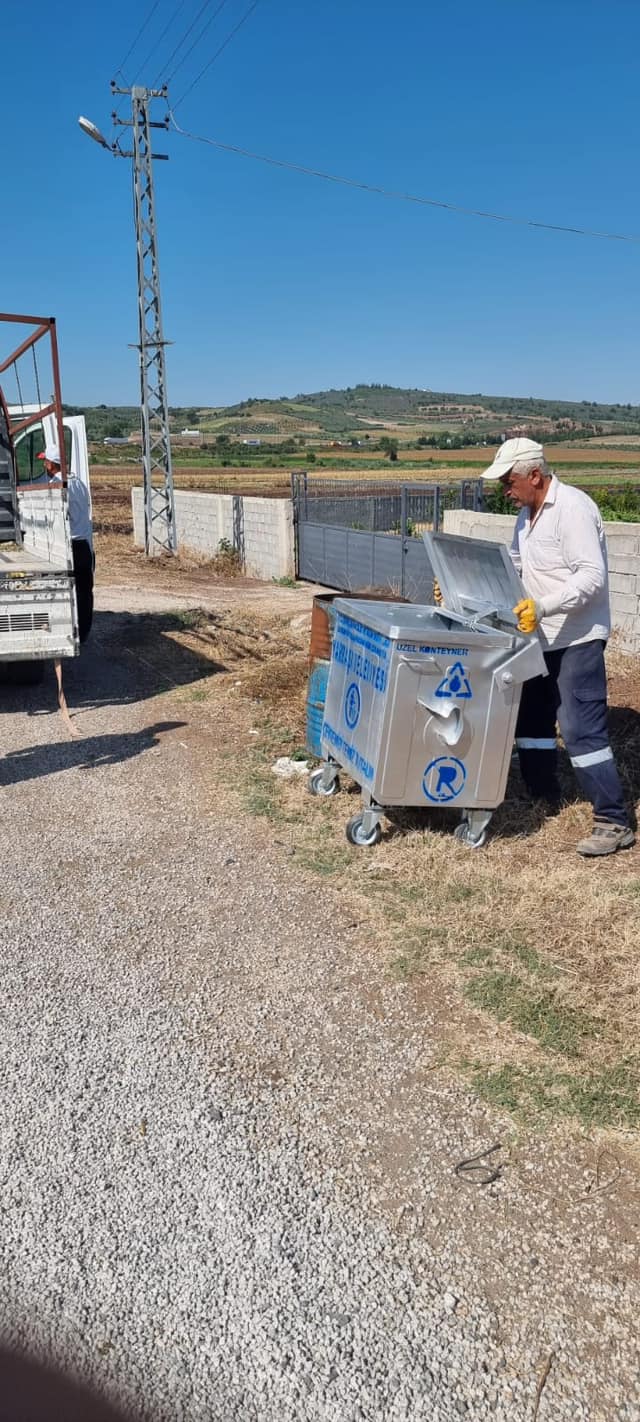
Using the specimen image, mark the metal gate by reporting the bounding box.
[292,473,484,599]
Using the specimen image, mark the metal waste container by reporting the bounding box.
[308,530,547,847]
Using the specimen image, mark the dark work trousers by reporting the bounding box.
[515,638,628,827]
[72,538,94,644]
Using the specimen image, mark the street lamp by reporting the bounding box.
[78,116,113,151]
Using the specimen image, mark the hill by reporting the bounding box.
[71,384,640,446]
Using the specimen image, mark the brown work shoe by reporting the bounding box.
[576,822,635,858]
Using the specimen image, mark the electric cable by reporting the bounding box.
[169,113,640,243]
[112,0,164,81]
[134,0,192,84]
[162,0,231,85]
[172,0,260,108]
[153,0,221,84]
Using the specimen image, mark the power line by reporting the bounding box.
[168,113,640,243]
[112,0,164,81]
[134,0,192,83]
[153,0,219,84]
[172,0,261,108]
[163,0,231,84]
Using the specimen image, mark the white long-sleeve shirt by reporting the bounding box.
[510,476,610,650]
[34,471,93,547]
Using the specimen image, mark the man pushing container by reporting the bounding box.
[481,436,633,857]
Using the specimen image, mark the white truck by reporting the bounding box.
[0,313,92,681]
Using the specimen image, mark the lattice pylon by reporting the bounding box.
[130,87,176,556]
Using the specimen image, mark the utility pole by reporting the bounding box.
[111,84,176,555]
[83,85,177,556]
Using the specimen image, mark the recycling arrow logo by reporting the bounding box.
[435,662,472,700]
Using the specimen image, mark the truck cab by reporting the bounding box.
[12,408,91,514]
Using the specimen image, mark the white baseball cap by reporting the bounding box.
[482,436,545,480]
[37,444,61,465]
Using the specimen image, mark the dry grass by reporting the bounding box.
[191,629,640,1129]
[116,574,640,1129]
[184,624,640,1074]
[242,651,309,707]
[386,445,640,466]
[94,528,253,586]
[337,805,640,1057]
[578,435,640,449]
[166,606,305,669]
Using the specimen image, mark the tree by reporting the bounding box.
[379,436,399,462]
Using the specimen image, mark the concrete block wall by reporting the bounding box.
[444,509,515,546]
[132,488,295,580]
[241,497,295,581]
[444,508,640,653]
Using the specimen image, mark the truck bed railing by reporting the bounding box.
[0,314,68,481]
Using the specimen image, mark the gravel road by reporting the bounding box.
[0,586,638,1422]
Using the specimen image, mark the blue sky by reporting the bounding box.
[3,0,639,405]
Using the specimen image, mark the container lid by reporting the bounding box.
[423,530,524,625]
[333,598,512,646]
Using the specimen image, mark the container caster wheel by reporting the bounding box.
[345,813,382,848]
[453,821,488,850]
[308,768,340,797]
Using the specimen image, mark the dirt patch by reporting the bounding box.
[95,531,257,588]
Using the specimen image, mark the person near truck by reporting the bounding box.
[481,436,633,858]
[36,443,94,643]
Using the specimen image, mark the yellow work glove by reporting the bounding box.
[433,579,443,606]
[513,598,541,634]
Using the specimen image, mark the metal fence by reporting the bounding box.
[291,473,484,597]
[292,474,483,534]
